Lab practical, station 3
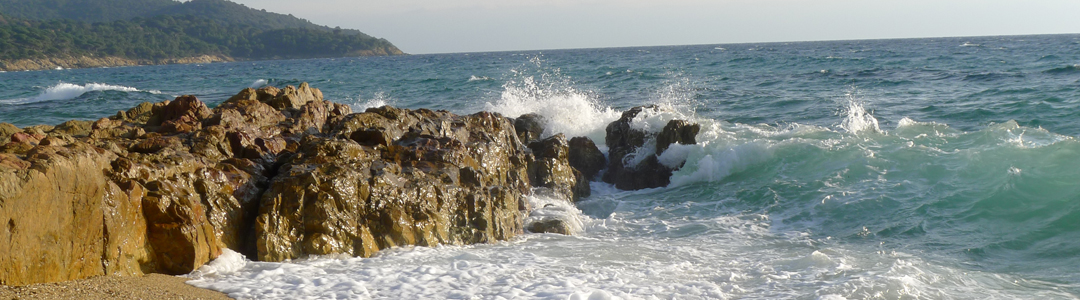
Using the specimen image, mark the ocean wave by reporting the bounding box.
[0,82,143,105]
[1043,64,1080,74]
[249,79,268,88]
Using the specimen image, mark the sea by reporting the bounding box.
[2,34,1080,299]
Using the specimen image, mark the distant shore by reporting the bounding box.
[0,48,405,72]
[0,274,232,300]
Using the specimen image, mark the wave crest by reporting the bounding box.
[0,82,143,105]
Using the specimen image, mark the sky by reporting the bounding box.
[230,0,1080,54]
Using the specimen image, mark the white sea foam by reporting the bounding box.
[0,82,142,105]
[185,202,1070,300]
[524,191,586,235]
[484,58,620,143]
[188,249,247,278]
[352,92,393,112]
[838,88,880,134]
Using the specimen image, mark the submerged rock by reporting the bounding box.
[602,106,700,190]
[0,83,576,285]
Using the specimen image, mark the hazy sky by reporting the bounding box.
[231,0,1080,54]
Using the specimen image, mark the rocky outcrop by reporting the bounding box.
[514,113,546,143]
[255,107,532,261]
[527,134,587,201]
[568,136,605,180]
[0,83,575,285]
[602,106,700,190]
[0,55,232,72]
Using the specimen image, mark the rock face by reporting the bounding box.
[602,106,700,190]
[568,136,605,180]
[254,107,532,261]
[527,134,586,201]
[0,83,566,285]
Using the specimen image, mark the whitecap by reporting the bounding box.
[467,75,491,82]
[0,82,141,105]
[249,79,268,88]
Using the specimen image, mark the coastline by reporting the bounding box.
[0,55,234,72]
[0,47,406,72]
[0,274,232,300]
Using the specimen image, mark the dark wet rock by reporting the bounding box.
[255,109,533,261]
[526,219,573,235]
[602,106,699,190]
[514,113,545,143]
[568,136,605,180]
[656,119,700,153]
[527,134,585,201]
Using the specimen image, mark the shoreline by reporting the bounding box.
[0,55,234,72]
[0,274,232,300]
[0,48,406,72]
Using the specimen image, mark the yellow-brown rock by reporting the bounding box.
[0,82,582,286]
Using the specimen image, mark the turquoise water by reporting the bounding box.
[4,34,1080,299]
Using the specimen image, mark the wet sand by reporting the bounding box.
[0,274,232,300]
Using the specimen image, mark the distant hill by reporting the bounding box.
[0,0,403,71]
[0,0,177,23]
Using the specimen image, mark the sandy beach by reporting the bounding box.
[0,274,232,300]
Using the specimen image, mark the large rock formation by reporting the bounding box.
[602,105,700,190]
[254,107,533,261]
[0,83,569,285]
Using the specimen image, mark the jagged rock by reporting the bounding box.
[527,134,585,201]
[10,132,44,145]
[158,95,212,134]
[255,109,533,261]
[602,106,699,190]
[267,82,323,110]
[514,113,545,143]
[568,136,605,180]
[23,125,53,136]
[656,120,700,153]
[0,83,583,285]
[52,120,93,137]
[0,123,18,143]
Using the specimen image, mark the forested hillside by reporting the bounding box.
[0,0,402,70]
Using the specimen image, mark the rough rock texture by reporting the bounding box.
[568,136,606,180]
[0,83,574,285]
[602,106,700,190]
[254,107,533,261]
[656,120,701,154]
[527,134,587,201]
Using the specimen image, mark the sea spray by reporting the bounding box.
[352,91,394,112]
[838,87,880,134]
[484,56,620,144]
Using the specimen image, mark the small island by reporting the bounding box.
[0,0,404,71]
